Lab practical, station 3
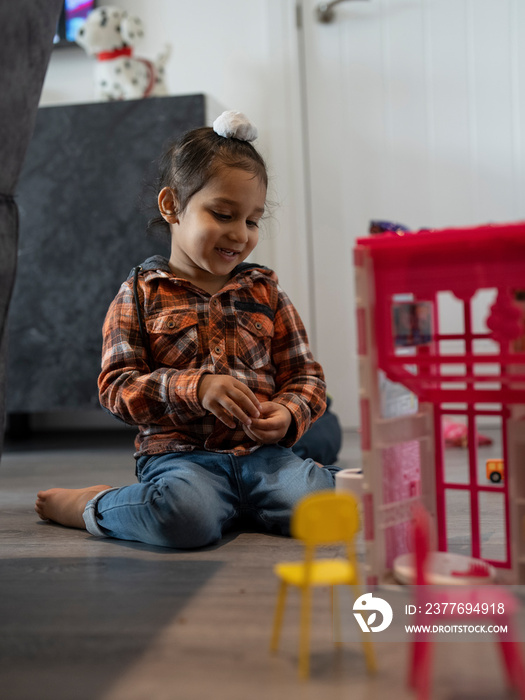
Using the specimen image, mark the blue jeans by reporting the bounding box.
[83,445,340,549]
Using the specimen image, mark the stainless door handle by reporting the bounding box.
[316,0,369,23]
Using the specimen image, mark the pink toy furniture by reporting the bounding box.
[408,505,525,699]
[354,222,525,584]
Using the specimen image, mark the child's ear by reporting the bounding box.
[158,187,179,223]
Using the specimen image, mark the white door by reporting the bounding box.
[299,0,525,428]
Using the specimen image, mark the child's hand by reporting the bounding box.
[198,374,262,429]
[242,401,292,444]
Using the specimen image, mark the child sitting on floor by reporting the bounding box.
[35,111,340,548]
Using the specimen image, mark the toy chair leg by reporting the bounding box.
[412,641,433,700]
[299,585,312,679]
[361,634,377,674]
[497,635,525,698]
[409,638,422,689]
[270,580,288,653]
[332,586,343,645]
[349,584,376,673]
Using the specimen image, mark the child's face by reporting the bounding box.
[162,167,266,292]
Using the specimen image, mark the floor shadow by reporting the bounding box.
[0,556,222,699]
[3,427,136,453]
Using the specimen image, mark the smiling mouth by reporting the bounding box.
[217,248,240,257]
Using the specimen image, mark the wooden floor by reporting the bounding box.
[0,429,522,700]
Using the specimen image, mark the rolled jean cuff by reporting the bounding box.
[82,487,119,537]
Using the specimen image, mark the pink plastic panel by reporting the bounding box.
[360,397,371,451]
[382,440,421,504]
[382,440,421,568]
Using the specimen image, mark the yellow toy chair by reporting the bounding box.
[269,490,376,679]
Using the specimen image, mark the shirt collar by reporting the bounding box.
[131,256,275,291]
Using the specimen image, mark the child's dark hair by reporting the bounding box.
[147,126,268,241]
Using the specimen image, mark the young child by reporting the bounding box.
[35,111,339,549]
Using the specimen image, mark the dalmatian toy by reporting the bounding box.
[75,6,170,101]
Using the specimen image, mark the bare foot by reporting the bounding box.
[35,485,112,530]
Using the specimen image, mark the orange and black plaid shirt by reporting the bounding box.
[98,256,327,456]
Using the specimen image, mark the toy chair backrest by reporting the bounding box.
[412,504,432,585]
[291,491,360,546]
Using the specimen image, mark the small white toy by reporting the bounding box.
[75,6,170,101]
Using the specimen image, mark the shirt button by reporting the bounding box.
[166,320,175,329]
[255,322,262,330]
[214,346,221,354]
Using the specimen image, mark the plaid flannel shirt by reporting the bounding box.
[98,256,327,456]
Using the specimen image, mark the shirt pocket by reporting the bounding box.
[235,310,274,370]
[146,310,199,367]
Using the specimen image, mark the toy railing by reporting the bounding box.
[381,347,525,403]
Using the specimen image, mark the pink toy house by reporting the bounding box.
[354,221,525,584]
